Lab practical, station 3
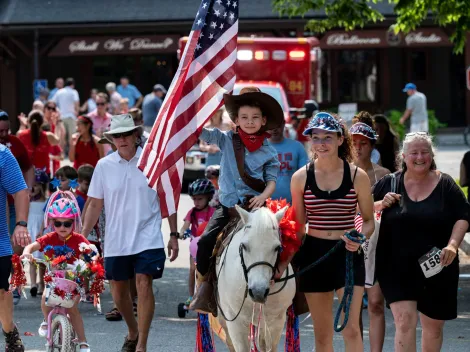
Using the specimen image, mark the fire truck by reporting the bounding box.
[178,36,320,117]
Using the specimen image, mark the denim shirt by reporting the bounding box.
[200,128,280,208]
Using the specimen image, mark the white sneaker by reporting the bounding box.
[38,322,48,337]
[79,342,90,352]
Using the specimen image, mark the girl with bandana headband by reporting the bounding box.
[349,121,390,352]
[189,86,283,315]
[284,112,375,351]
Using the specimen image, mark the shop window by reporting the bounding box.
[410,51,427,81]
[318,50,331,103]
[336,50,377,103]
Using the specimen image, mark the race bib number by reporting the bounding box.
[418,247,443,278]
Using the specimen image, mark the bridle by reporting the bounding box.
[216,224,290,322]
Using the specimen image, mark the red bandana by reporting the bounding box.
[237,128,271,152]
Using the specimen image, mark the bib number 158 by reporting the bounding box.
[418,247,443,279]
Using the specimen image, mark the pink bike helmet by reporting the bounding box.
[44,191,82,232]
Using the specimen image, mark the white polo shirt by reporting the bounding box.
[87,147,164,257]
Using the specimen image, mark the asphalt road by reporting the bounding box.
[11,145,470,351]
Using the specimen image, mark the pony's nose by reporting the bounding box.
[248,287,270,303]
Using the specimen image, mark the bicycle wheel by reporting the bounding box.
[47,315,75,352]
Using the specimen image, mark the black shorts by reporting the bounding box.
[0,255,12,291]
[105,248,166,281]
[295,235,365,292]
[378,258,459,321]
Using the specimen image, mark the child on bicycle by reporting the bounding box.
[190,86,283,315]
[22,193,91,352]
[179,179,215,308]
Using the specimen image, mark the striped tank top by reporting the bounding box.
[304,159,358,231]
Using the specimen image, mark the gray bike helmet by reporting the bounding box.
[188,178,215,197]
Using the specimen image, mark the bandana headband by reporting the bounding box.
[349,122,378,141]
[303,112,343,136]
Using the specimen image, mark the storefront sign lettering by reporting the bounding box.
[50,35,179,56]
[69,41,100,53]
[326,34,381,46]
[405,32,442,45]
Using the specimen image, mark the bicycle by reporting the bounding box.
[22,258,89,352]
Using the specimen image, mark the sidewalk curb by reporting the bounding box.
[460,233,470,255]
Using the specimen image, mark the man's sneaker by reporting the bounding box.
[121,334,138,352]
[3,326,25,352]
[12,290,21,306]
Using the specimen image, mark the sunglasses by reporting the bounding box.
[53,220,73,228]
[96,102,106,106]
[111,130,134,139]
[46,106,57,111]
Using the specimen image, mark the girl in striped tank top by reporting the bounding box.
[277,112,375,351]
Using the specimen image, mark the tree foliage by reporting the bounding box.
[273,0,470,53]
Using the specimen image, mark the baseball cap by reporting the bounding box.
[402,83,417,92]
[106,82,116,91]
[153,84,167,94]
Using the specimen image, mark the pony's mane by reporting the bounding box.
[248,208,278,238]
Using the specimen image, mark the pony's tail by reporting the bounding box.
[285,305,300,352]
[196,313,214,352]
[43,190,83,233]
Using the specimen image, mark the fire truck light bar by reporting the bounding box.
[237,50,253,61]
[254,50,269,60]
[289,51,306,60]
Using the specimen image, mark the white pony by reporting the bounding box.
[216,205,296,351]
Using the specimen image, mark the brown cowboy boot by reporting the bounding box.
[189,271,218,317]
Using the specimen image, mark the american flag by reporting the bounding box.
[138,0,239,218]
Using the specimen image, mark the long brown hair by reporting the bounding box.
[28,110,44,146]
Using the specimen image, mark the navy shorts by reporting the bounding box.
[105,248,166,281]
[0,255,12,291]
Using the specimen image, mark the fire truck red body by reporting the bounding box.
[178,36,320,112]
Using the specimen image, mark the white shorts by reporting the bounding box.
[410,121,429,133]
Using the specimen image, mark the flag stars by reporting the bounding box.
[226,0,231,6]
[210,21,217,29]
[216,0,222,4]
[196,43,202,50]
[229,12,235,21]
[196,18,203,26]
[219,23,224,30]
[232,1,237,8]
[223,12,227,18]
[209,33,214,40]
[202,2,208,9]
[214,9,220,17]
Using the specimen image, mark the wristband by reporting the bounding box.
[170,232,179,238]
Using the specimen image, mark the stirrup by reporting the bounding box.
[79,342,90,352]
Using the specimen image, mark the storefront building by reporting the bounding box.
[0,0,468,128]
[316,28,467,127]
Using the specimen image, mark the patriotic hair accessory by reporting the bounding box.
[303,112,343,136]
[44,190,82,232]
[34,167,49,184]
[349,122,378,141]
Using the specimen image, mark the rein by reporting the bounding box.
[275,230,366,332]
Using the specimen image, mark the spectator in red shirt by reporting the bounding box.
[0,110,35,239]
[69,116,103,169]
[41,124,64,175]
[17,110,60,174]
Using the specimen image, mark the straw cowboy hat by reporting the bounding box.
[223,86,284,130]
[103,114,142,142]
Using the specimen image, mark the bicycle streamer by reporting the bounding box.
[274,230,366,332]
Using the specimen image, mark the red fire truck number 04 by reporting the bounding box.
[288,80,304,93]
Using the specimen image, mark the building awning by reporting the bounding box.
[320,28,453,49]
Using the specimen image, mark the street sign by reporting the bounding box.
[467,66,470,91]
[33,79,48,99]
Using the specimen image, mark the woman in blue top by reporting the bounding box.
[190,86,283,315]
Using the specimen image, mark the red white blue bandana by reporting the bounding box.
[349,122,378,141]
[303,112,343,136]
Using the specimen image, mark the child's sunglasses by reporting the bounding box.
[53,221,73,228]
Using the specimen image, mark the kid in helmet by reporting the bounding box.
[44,191,82,233]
